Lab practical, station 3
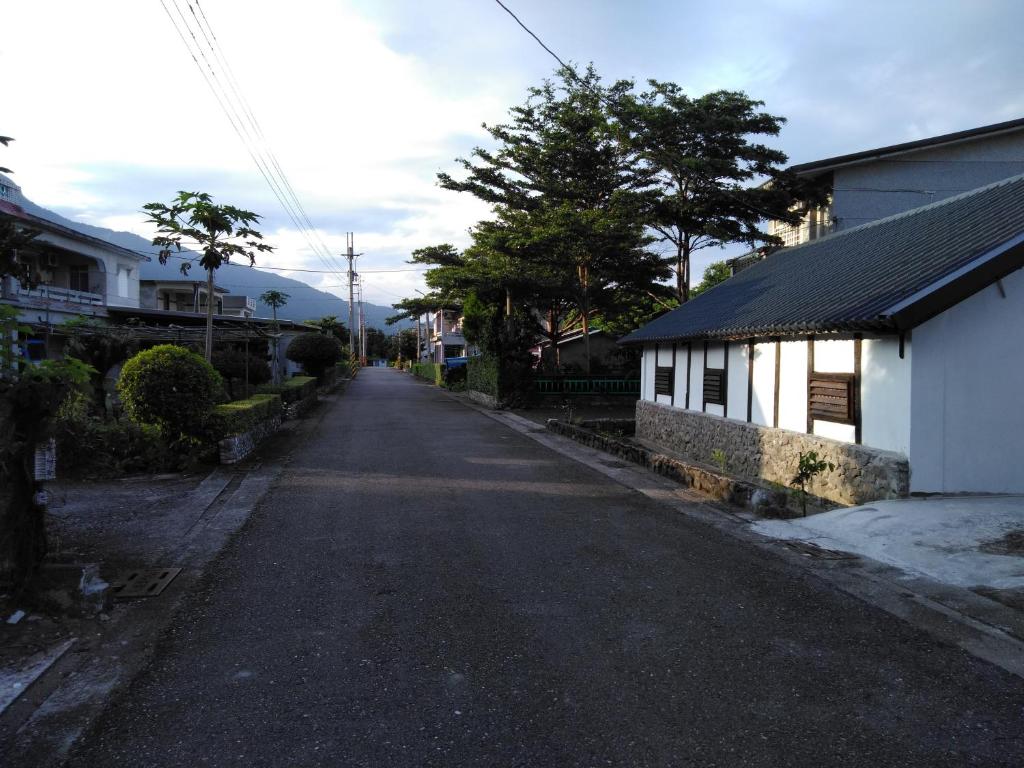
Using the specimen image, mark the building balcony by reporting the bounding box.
[2,276,104,308]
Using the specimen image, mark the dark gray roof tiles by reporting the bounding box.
[621,173,1024,345]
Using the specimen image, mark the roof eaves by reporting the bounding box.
[882,231,1024,330]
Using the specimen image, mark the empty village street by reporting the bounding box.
[66,368,1024,767]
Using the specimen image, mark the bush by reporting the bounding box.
[211,345,271,400]
[467,355,499,397]
[443,365,467,390]
[117,345,223,443]
[256,376,317,404]
[285,334,344,378]
[412,362,443,385]
[211,393,282,438]
[55,402,175,478]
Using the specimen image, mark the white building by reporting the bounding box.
[624,173,1024,502]
[0,175,146,360]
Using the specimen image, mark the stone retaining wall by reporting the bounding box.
[284,391,318,419]
[218,415,283,465]
[636,400,908,505]
[468,389,500,409]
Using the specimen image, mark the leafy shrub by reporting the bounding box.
[285,334,344,378]
[55,400,175,478]
[211,345,271,400]
[117,345,223,443]
[467,355,499,397]
[443,365,467,390]
[411,362,443,385]
[211,393,282,438]
[256,376,317,404]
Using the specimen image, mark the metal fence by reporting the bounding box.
[533,377,640,396]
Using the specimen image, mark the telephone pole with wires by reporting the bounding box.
[346,232,356,364]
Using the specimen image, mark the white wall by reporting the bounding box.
[776,340,808,432]
[726,342,749,421]
[861,337,911,455]
[704,342,725,417]
[750,342,776,427]
[811,338,857,442]
[641,347,655,402]
[673,344,689,405]
[640,333,909,456]
[655,345,674,406]
[688,343,703,409]
[910,269,1024,493]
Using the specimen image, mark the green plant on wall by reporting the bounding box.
[791,450,835,517]
[710,448,728,472]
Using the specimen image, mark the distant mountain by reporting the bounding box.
[14,192,408,332]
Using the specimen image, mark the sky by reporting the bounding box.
[3,0,1023,307]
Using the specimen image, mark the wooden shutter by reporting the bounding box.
[655,366,674,397]
[703,368,725,405]
[809,373,855,424]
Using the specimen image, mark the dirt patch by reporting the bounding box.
[978,530,1024,556]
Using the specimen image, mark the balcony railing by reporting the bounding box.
[2,278,103,307]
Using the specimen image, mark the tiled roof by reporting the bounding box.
[621,173,1024,345]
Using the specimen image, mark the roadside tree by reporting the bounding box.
[144,192,273,361]
[285,333,343,379]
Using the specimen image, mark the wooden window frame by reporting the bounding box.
[808,372,856,425]
[703,367,726,407]
[654,365,674,397]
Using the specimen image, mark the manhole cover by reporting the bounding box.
[111,568,182,598]
[783,542,857,560]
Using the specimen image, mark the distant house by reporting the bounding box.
[622,173,1024,502]
[140,278,257,319]
[428,309,469,363]
[534,329,630,373]
[141,278,227,315]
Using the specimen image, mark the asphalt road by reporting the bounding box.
[67,368,1024,767]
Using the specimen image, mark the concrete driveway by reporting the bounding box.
[755,496,1024,590]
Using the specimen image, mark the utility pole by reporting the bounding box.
[346,232,356,365]
[358,283,366,366]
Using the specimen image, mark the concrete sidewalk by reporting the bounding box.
[753,496,1024,592]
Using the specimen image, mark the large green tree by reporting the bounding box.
[614,83,825,301]
[144,192,273,361]
[439,66,667,372]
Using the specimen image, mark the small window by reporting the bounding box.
[809,373,855,424]
[703,368,725,406]
[68,265,89,293]
[654,366,673,397]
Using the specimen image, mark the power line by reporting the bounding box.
[158,0,350,283]
[190,0,348,277]
[493,2,798,225]
[493,0,572,72]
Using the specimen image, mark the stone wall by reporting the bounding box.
[636,400,909,505]
[218,415,282,465]
[467,389,500,410]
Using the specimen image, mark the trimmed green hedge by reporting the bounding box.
[212,393,282,438]
[256,376,317,404]
[412,362,443,385]
[467,355,499,397]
